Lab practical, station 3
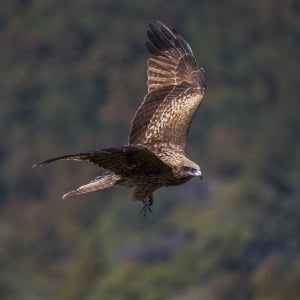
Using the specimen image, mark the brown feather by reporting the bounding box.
[129,21,205,153]
[34,145,172,176]
[33,21,206,206]
[62,173,121,199]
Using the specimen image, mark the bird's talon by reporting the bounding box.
[140,200,152,217]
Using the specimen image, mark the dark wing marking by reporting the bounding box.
[33,145,172,176]
[129,21,205,152]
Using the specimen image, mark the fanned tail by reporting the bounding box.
[62,173,122,199]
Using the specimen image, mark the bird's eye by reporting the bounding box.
[183,166,193,172]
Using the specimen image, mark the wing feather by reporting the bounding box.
[129,21,206,152]
[33,145,172,176]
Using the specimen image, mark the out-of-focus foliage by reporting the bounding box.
[1,0,299,299]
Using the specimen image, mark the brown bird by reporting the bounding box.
[33,21,206,216]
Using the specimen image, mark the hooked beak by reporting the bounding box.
[194,169,203,179]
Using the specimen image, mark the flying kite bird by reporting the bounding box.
[33,21,206,216]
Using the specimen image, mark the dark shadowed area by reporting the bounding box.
[1,1,299,299]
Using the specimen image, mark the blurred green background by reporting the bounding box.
[1,0,299,299]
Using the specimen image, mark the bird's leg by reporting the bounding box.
[140,194,154,217]
[148,193,154,206]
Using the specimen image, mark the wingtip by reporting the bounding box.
[62,193,68,199]
[62,191,76,199]
[151,20,169,28]
[149,20,173,32]
[32,162,43,168]
[149,19,161,26]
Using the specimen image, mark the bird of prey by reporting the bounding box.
[33,21,206,216]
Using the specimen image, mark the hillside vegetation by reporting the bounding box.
[1,1,299,299]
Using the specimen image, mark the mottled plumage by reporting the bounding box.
[33,21,206,215]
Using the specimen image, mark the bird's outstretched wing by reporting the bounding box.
[33,145,172,176]
[129,21,206,153]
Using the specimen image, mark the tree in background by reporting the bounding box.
[0,0,299,299]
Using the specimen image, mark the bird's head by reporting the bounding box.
[180,160,203,179]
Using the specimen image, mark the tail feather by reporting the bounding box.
[62,173,122,199]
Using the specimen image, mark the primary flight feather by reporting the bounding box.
[33,21,206,216]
